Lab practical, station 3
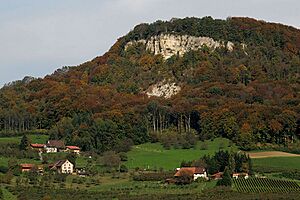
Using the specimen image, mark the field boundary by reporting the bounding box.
[247,151,300,159]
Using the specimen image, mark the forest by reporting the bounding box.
[0,16,299,152]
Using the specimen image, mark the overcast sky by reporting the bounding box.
[0,0,299,86]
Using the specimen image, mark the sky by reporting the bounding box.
[0,0,299,86]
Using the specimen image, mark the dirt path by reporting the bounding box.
[247,151,300,158]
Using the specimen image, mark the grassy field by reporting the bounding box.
[0,156,41,168]
[248,151,300,158]
[125,138,238,170]
[253,157,300,172]
[0,134,49,144]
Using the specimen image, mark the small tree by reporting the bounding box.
[19,135,30,151]
[217,167,232,187]
[176,170,193,185]
[102,151,121,169]
[228,153,236,174]
[248,155,254,175]
[120,165,128,173]
[119,152,128,161]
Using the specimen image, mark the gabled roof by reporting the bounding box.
[30,143,45,148]
[174,167,206,177]
[66,146,80,150]
[50,159,72,170]
[46,140,65,148]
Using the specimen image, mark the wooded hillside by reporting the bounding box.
[0,17,299,152]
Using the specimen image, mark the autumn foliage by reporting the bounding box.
[0,17,299,152]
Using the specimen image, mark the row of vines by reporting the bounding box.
[233,178,300,193]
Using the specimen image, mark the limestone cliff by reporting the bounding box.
[145,81,181,99]
[125,33,234,59]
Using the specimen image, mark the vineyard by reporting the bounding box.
[233,178,300,193]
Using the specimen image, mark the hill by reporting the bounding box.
[0,16,299,152]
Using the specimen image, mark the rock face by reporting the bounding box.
[145,81,181,98]
[125,34,234,59]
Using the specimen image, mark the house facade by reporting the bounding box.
[66,146,80,154]
[51,159,74,174]
[174,167,208,181]
[45,140,65,153]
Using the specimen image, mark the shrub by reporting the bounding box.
[119,152,128,161]
[200,142,208,150]
[120,165,128,173]
[132,172,174,181]
[0,166,8,173]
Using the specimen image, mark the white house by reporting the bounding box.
[45,146,57,153]
[174,167,208,181]
[45,140,65,153]
[50,159,74,174]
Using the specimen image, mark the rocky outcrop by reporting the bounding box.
[145,81,181,98]
[125,34,235,59]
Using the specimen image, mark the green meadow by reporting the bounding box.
[0,134,49,144]
[125,138,238,170]
[253,157,300,172]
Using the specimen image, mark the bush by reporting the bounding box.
[175,171,193,185]
[132,172,174,181]
[0,166,8,173]
[119,152,128,161]
[200,142,208,150]
[278,171,300,180]
[120,165,128,173]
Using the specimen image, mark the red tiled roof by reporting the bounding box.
[30,143,45,148]
[211,172,223,178]
[66,146,80,150]
[20,164,35,168]
[174,167,206,177]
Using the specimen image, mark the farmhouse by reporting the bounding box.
[50,159,74,174]
[20,164,43,173]
[30,143,45,152]
[66,146,81,154]
[174,167,208,181]
[45,140,65,153]
[232,172,249,179]
[210,172,223,180]
[20,164,35,172]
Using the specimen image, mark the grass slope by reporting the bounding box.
[0,134,49,144]
[253,157,300,172]
[125,138,238,170]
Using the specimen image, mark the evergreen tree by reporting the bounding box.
[248,155,254,175]
[19,134,30,151]
[217,167,232,186]
[228,153,236,173]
